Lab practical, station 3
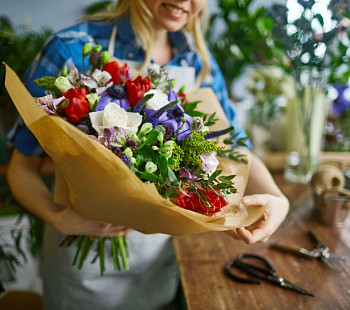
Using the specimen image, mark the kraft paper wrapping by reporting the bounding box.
[5,64,265,235]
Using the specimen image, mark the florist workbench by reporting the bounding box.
[173,173,350,310]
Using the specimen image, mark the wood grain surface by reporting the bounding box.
[173,174,350,310]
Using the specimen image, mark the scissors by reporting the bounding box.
[224,253,314,297]
[269,228,346,269]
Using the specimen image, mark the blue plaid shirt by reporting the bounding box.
[9,14,250,155]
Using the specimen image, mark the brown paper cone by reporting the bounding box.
[5,63,265,235]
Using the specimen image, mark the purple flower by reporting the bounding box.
[95,93,130,111]
[179,168,197,180]
[167,83,178,102]
[199,152,219,175]
[107,84,127,99]
[144,103,193,141]
[333,84,350,116]
[120,154,132,167]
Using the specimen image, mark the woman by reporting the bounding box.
[7,1,289,309]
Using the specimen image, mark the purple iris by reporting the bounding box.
[144,104,193,141]
[167,83,178,102]
[95,84,129,111]
[333,84,350,116]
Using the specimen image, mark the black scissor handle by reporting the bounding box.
[224,253,276,284]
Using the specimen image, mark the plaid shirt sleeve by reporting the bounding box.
[8,30,95,156]
[8,36,77,156]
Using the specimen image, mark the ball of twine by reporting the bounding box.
[310,164,345,196]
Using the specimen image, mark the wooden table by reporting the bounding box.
[173,173,350,310]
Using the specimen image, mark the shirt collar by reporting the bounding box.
[115,14,192,57]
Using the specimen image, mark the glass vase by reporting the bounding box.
[284,67,328,184]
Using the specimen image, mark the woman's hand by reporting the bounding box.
[225,194,289,244]
[49,205,133,237]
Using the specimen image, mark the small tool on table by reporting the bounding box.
[224,253,314,297]
[269,228,346,269]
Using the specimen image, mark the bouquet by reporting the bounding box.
[4,44,266,275]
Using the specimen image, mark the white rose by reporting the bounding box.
[55,76,73,94]
[144,89,169,110]
[89,102,142,135]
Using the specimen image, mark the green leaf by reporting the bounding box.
[208,170,222,183]
[179,187,191,197]
[157,154,168,178]
[138,171,165,185]
[167,168,179,186]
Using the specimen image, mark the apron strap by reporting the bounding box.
[108,24,117,56]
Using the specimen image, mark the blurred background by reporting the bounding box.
[0,0,349,307]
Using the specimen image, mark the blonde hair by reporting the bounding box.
[83,0,210,88]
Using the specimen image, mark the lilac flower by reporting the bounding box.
[36,95,66,114]
[179,168,197,180]
[67,65,80,86]
[199,152,219,175]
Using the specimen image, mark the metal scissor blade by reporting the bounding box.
[320,256,335,270]
[280,279,314,297]
[328,253,347,262]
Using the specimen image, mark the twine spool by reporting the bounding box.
[310,164,345,196]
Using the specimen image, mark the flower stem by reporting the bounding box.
[71,236,84,267]
[118,236,129,271]
[78,236,93,270]
[98,237,106,276]
[111,238,121,271]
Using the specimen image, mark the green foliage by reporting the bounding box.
[0,16,53,89]
[207,0,287,93]
[269,0,350,81]
[83,0,114,15]
[181,131,222,167]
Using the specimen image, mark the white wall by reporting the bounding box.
[0,0,99,32]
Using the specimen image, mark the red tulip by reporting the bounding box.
[62,87,90,123]
[125,76,152,107]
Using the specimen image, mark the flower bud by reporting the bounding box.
[158,132,164,144]
[82,43,93,57]
[123,147,133,158]
[139,122,153,135]
[128,132,140,142]
[93,45,102,52]
[163,149,172,159]
[190,117,203,131]
[86,93,100,110]
[145,161,157,174]
[117,133,127,146]
[61,65,68,77]
[100,51,111,68]
[163,140,175,149]
[55,76,73,94]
